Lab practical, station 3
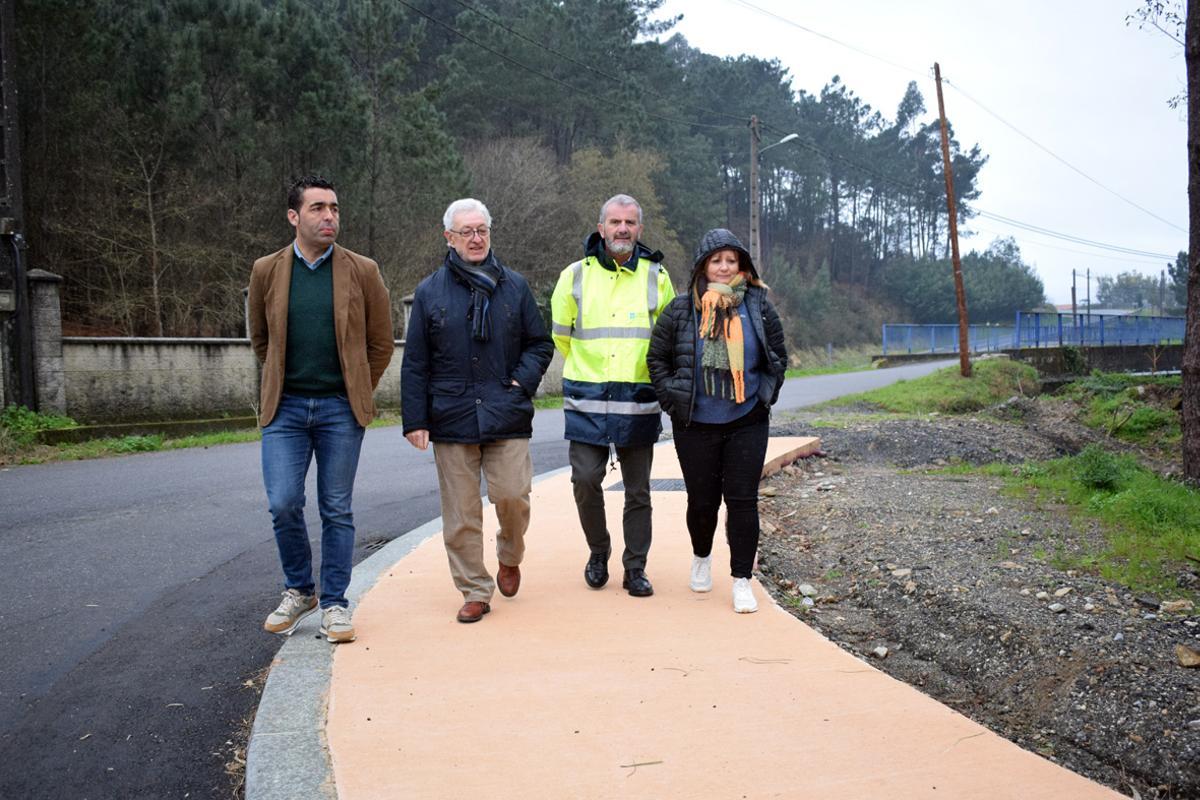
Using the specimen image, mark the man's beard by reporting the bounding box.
[607,238,634,256]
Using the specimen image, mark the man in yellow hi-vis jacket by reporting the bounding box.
[550,194,676,597]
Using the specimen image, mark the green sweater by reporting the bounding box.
[283,255,345,396]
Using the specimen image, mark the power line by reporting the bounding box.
[755,122,1180,262]
[397,0,742,132]
[970,224,1174,267]
[722,0,928,80]
[975,210,1176,259]
[718,1,1186,237]
[942,78,1187,234]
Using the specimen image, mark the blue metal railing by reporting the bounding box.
[882,312,1185,355]
[1012,311,1185,349]
[881,323,1015,355]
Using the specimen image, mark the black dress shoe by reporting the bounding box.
[622,569,654,597]
[584,552,609,589]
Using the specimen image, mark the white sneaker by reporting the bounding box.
[732,578,758,613]
[320,604,357,643]
[689,555,713,593]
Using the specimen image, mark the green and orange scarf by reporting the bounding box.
[695,273,748,402]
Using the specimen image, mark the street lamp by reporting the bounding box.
[761,132,799,153]
[749,117,799,271]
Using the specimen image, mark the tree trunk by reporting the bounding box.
[1183,0,1200,483]
[141,162,164,338]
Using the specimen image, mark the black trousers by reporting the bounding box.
[568,441,654,571]
[672,403,769,579]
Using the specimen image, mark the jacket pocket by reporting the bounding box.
[430,379,466,396]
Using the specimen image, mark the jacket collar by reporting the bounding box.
[583,231,663,272]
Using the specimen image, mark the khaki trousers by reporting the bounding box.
[432,438,533,603]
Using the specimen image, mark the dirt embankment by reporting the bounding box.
[761,403,1200,799]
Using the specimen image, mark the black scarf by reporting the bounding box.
[445,249,502,342]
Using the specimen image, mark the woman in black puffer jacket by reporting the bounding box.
[647,228,787,614]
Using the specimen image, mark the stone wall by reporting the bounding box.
[60,338,403,423]
[19,269,573,424]
[59,338,565,423]
[1005,344,1183,376]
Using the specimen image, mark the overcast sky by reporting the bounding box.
[654,0,1187,307]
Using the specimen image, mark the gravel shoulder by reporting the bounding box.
[761,404,1200,800]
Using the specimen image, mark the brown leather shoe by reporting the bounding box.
[497,563,521,598]
[456,601,491,623]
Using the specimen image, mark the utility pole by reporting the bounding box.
[1071,268,1078,342]
[748,115,762,269]
[934,63,971,378]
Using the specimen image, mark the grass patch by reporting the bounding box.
[368,411,402,429]
[162,429,263,450]
[801,414,885,429]
[786,344,877,378]
[12,430,261,464]
[826,358,1040,415]
[534,394,564,409]
[0,404,78,446]
[1061,374,1183,445]
[1,410,407,465]
[1000,445,1197,597]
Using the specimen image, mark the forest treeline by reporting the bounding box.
[20,0,1057,344]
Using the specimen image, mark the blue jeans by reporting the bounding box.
[261,393,365,608]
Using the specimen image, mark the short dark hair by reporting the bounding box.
[287,175,336,212]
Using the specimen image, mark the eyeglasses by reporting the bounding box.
[450,226,490,240]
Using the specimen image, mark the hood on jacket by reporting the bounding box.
[691,228,760,280]
[584,231,664,271]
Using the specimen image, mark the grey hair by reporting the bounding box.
[443,198,492,231]
[598,194,643,225]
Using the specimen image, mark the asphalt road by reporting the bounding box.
[0,359,952,799]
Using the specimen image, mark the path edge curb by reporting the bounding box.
[245,465,571,800]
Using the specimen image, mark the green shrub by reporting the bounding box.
[0,405,78,446]
[1072,445,1130,491]
[110,435,163,453]
[1060,346,1086,375]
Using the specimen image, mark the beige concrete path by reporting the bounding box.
[326,438,1125,799]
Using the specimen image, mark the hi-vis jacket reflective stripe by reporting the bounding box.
[551,243,676,447]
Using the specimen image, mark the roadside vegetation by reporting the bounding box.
[1059,372,1182,446]
[951,446,1199,599]
[838,364,1199,600]
[822,357,1040,414]
[785,344,877,378]
[0,407,403,466]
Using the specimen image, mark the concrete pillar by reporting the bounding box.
[401,293,413,339]
[28,269,65,414]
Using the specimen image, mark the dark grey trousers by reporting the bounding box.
[568,441,654,571]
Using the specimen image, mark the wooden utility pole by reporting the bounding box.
[1071,269,1078,317]
[934,63,970,377]
[749,115,762,268]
